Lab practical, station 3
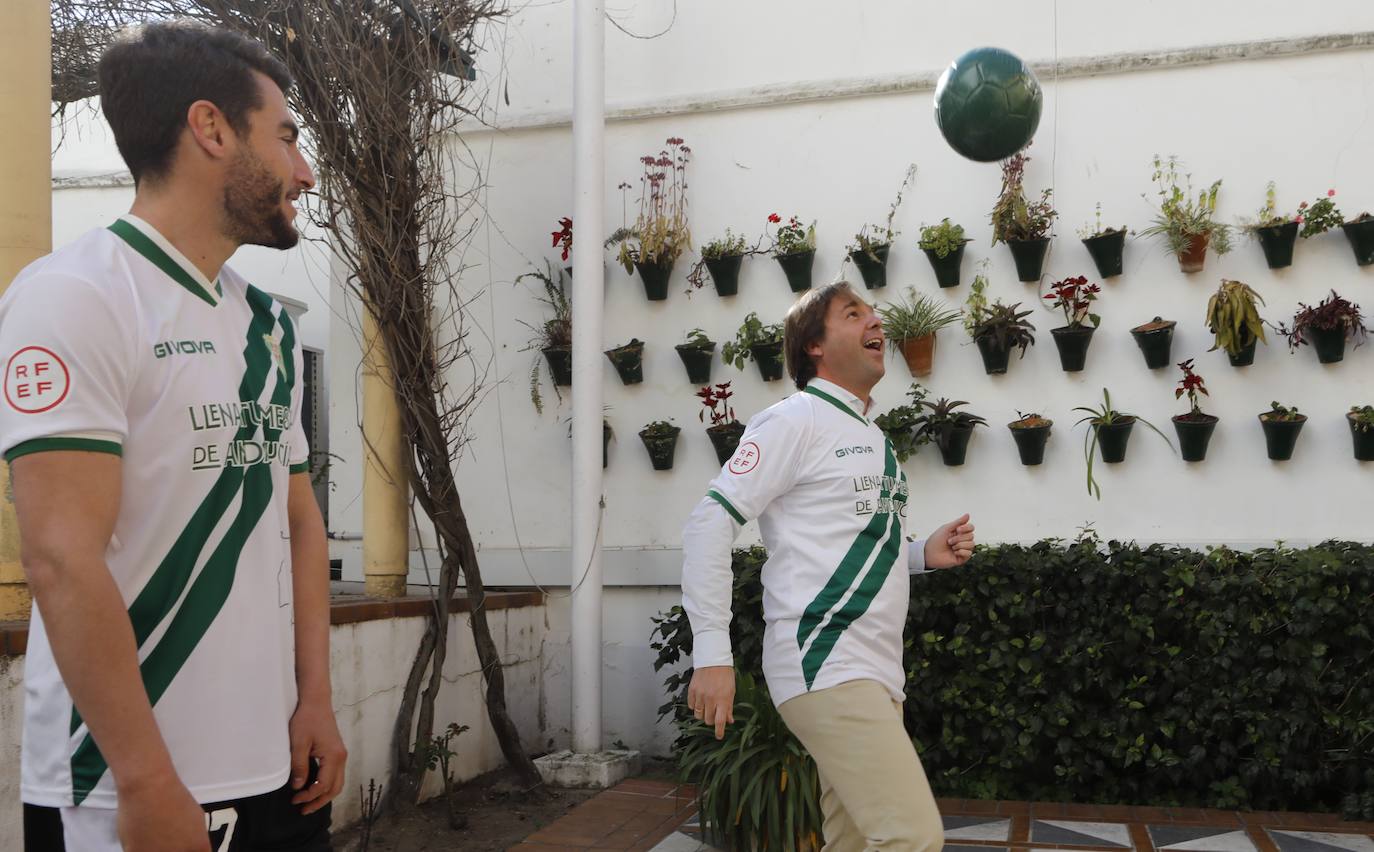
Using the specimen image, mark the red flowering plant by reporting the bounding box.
[1044,275,1102,329]
[550,216,573,262]
[697,382,737,428]
[1174,359,1210,419]
[607,137,692,273]
[1298,188,1343,239]
[766,213,816,258]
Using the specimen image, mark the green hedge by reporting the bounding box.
[652,538,1374,816]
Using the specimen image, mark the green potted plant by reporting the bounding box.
[1141,155,1232,273]
[1348,405,1374,461]
[874,383,930,462]
[1298,188,1343,241]
[963,266,1036,375]
[515,262,573,413]
[1073,388,1174,499]
[1078,202,1127,278]
[848,164,916,290]
[1205,278,1267,367]
[604,338,645,385]
[699,382,744,465]
[1008,411,1053,466]
[1241,182,1300,269]
[876,288,961,378]
[990,151,1057,281]
[722,312,786,382]
[1258,401,1306,461]
[1171,359,1218,462]
[913,398,987,466]
[918,218,972,287]
[768,213,817,292]
[1044,274,1102,372]
[1130,316,1177,370]
[607,136,692,300]
[675,328,717,384]
[638,419,682,471]
[1276,290,1366,364]
[688,229,751,297]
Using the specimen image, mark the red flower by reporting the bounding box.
[1329,189,1337,197]
[768,213,782,224]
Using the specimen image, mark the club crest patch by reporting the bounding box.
[4,346,71,414]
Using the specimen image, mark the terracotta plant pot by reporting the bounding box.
[898,335,936,377]
[1177,232,1210,273]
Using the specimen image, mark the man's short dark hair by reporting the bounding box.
[98,21,293,184]
[784,281,860,391]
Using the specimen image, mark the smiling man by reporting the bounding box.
[682,281,975,851]
[0,21,343,852]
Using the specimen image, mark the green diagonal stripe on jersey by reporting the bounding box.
[803,385,868,425]
[795,438,897,649]
[108,219,220,307]
[69,290,290,803]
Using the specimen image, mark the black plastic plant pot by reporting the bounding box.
[604,342,645,385]
[638,426,681,471]
[542,346,572,386]
[1094,418,1136,463]
[674,343,716,385]
[1007,237,1050,282]
[923,242,968,288]
[849,244,890,290]
[1255,221,1299,269]
[1172,414,1218,462]
[1009,423,1051,466]
[974,335,1012,375]
[775,249,815,292]
[602,422,611,469]
[1081,230,1125,279]
[633,256,675,301]
[1260,416,1306,461]
[1308,326,1347,364]
[1228,337,1258,367]
[1131,320,1176,370]
[1050,325,1095,373]
[937,425,976,466]
[750,340,785,382]
[706,422,746,466]
[1349,415,1374,461]
[704,254,743,297]
[1342,217,1374,266]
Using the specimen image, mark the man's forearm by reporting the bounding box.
[681,498,739,669]
[289,488,332,704]
[27,556,178,793]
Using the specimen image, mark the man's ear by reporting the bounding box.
[184,99,234,161]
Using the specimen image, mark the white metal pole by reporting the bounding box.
[570,0,605,755]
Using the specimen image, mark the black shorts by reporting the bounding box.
[23,775,332,852]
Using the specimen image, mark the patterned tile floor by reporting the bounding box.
[510,780,1374,852]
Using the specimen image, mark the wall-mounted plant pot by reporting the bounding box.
[936,425,976,466]
[706,422,746,466]
[1342,216,1374,266]
[749,340,785,382]
[1255,221,1299,269]
[542,346,573,386]
[1260,415,1306,461]
[1172,414,1218,462]
[1081,229,1126,279]
[1094,418,1136,463]
[974,335,1012,375]
[1008,420,1052,466]
[898,334,936,377]
[704,254,744,297]
[1177,232,1210,273]
[1306,326,1347,364]
[1131,318,1176,370]
[675,342,716,384]
[1348,413,1374,461]
[1227,337,1258,368]
[605,340,645,384]
[923,241,969,288]
[1006,237,1050,282]
[775,249,815,292]
[849,243,890,290]
[1051,325,1096,373]
[634,256,675,301]
[639,425,682,471]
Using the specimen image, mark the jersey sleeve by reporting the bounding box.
[681,404,812,668]
[0,272,134,462]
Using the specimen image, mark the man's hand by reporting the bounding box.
[117,773,211,852]
[287,698,348,814]
[924,513,975,569]
[686,666,736,740]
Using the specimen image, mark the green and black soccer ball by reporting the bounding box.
[934,46,1043,162]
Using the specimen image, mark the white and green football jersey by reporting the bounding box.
[682,378,925,707]
[0,215,310,808]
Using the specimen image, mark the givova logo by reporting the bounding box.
[834,445,874,458]
[154,339,216,359]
